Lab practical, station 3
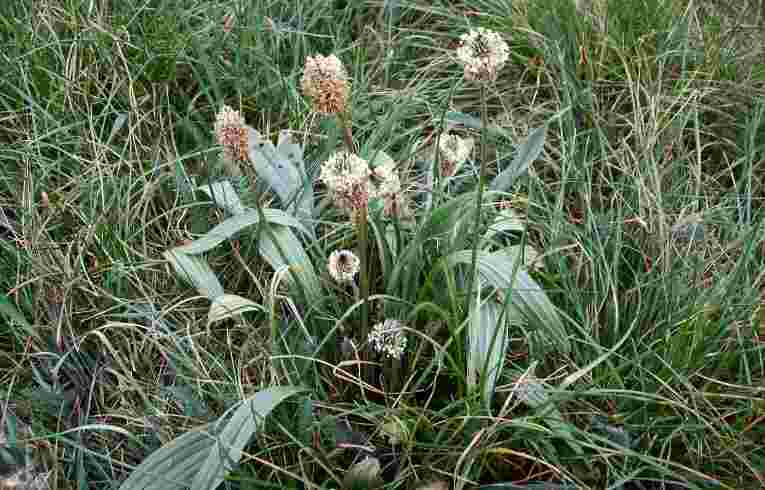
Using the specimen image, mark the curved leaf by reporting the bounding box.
[208,294,266,326]
[446,249,570,353]
[468,293,511,407]
[118,386,306,490]
[163,250,224,300]
[199,181,247,216]
[173,208,311,255]
[118,424,217,489]
[490,125,547,192]
[191,386,307,490]
[248,128,314,232]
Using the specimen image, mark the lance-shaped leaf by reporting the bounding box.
[168,209,321,302]
[446,248,570,353]
[118,386,306,490]
[208,294,266,326]
[199,181,247,216]
[163,250,224,300]
[191,386,306,489]
[248,128,314,233]
[468,289,512,407]
[172,208,311,255]
[490,124,547,192]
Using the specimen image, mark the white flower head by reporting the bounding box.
[438,133,473,177]
[328,249,360,283]
[320,152,371,211]
[320,152,369,193]
[371,165,401,199]
[368,319,408,359]
[455,28,510,83]
[214,105,248,162]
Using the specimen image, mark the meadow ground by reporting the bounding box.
[1,0,765,489]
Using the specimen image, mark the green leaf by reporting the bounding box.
[167,209,320,303]
[490,125,547,192]
[479,483,581,489]
[173,209,311,255]
[0,295,33,336]
[163,250,224,300]
[446,249,570,353]
[207,294,266,326]
[191,386,307,490]
[247,128,314,232]
[506,365,582,456]
[485,207,525,238]
[199,181,247,216]
[257,224,322,303]
[118,386,306,490]
[468,294,509,407]
[118,424,218,490]
[445,111,510,140]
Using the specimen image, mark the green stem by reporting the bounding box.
[337,111,371,383]
[358,205,370,353]
[463,85,489,316]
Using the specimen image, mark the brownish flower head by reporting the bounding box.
[214,105,248,162]
[301,54,350,114]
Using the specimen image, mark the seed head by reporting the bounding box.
[455,28,509,83]
[368,319,408,359]
[214,105,248,162]
[328,249,360,283]
[301,54,350,114]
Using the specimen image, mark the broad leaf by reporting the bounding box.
[208,294,265,326]
[479,483,581,489]
[119,386,305,490]
[118,424,218,490]
[446,249,570,353]
[485,207,525,238]
[172,209,311,256]
[191,386,306,489]
[168,210,320,302]
[247,128,314,232]
[199,181,247,216]
[490,125,547,192]
[163,250,224,300]
[445,111,510,140]
[468,292,510,407]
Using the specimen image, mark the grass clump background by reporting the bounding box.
[1,0,764,489]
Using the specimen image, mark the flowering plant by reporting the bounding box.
[162,31,567,409]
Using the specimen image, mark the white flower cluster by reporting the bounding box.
[455,28,510,83]
[438,133,473,177]
[302,54,347,85]
[327,249,360,283]
[368,319,408,359]
[370,153,410,219]
[320,152,372,211]
[320,151,406,217]
[214,105,248,162]
[369,154,401,198]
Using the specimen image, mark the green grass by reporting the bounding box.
[1,0,765,489]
